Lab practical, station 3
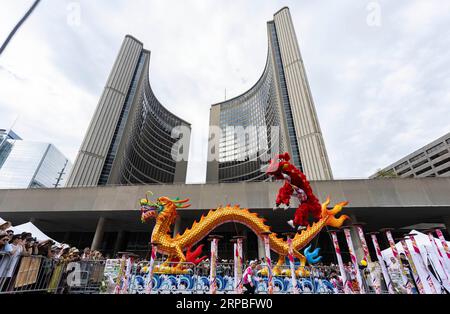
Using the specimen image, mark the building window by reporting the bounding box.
[409,152,425,163]
[430,149,448,160]
[426,142,445,155]
[397,168,411,176]
[394,161,409,171]
[433,157,450,168]
[415,166,432,176]
[437,166,450,175]
[412,160,428,169]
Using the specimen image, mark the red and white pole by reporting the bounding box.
[329,231,352,294]
[344,228,366,293]
[354,224,381,294]
[145,243,158,294]
[435,229,450,266]
[426,230,450,283]
[408,234,437,294]
[369,232,394,294]
[286,235,298,294]
[399,239,426,294]
[261,232,273,294]
[209,236,220,294]
[382,228,412,293]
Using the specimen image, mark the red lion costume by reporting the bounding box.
[266,152,322,228]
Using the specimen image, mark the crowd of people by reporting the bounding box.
[0,221,106,292]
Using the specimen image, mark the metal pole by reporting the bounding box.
[0,0,42,56]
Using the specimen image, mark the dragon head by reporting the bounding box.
[140,193,191,223]
[266,152,294,179]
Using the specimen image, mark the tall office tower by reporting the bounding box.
[0,131,72,189]
[0,128,22,169]
[66,36,191,187]
[371,132,450,178]
[206,7,333,183]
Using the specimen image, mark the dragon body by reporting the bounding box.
[140,195,349,274]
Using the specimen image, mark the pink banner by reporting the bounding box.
[355,226,380,294]
[330,231,352,294]
[408,235,437,294]
[435,229,450,260]
[427,231,450,283]
[384,230,412,294]
[145,244,158,294]
[210,238,219,294]
[400,239,425,294]
[263,235,274,294]
[370,233,394,294]
[236,238,243,293]
[344,228,366,293]
[287,237,298,294]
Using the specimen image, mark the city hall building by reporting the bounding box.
[206,8,333,183]
[66,36,190,187]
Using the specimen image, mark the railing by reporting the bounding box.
[0,253,390,294]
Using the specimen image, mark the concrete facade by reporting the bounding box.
[371,131,450,178]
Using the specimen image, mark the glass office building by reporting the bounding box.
[66,36,191,187]
[0,129,22,169]
[207,7,333,183]
[0,140,72,189]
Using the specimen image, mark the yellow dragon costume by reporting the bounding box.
[140,195,349,274]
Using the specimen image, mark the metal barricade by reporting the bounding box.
[65,259,106,294]
[110,260,198,294]
[0,254,65,294]
[246,264,341,294]
[195,261,235,294]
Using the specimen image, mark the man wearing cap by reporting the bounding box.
[243,260,257,294]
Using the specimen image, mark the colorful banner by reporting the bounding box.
[210,238,219,294]
[370,233,394,294]
[114,256,126,294]
[287,237,298,294]
[344,228,366,293]
[121,256,133,294]
[355,225,380,294]
[384,229,411,293]
[263,234,273,294]
[330,231,352,294]
[435,229,450,271]
[236,238,243,294]
[408,235,437,294]
[145,244,158,294]
[427,231,450,284]
[399,239,425,294]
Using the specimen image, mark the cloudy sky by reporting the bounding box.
[0,0,449,183]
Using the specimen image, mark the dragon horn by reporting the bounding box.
[172,198,190,204]
[146,191,154,202]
